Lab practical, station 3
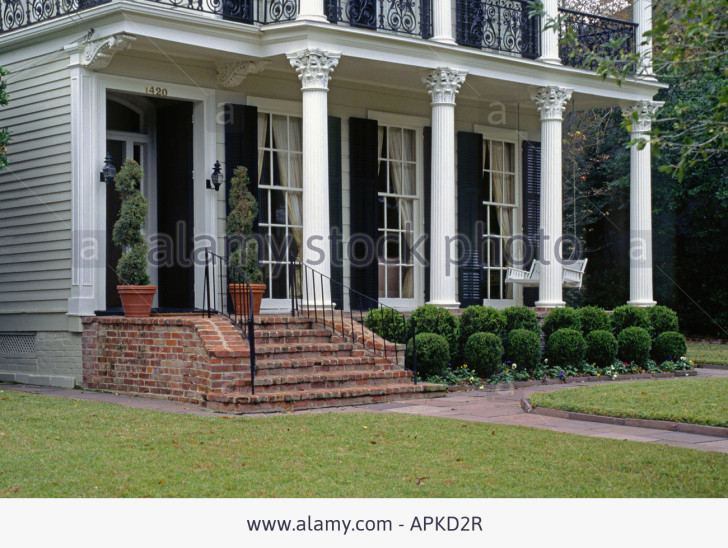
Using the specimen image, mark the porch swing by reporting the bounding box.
[505,99,588,290]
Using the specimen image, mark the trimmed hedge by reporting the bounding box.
[505,329,541,371]
[577,306,611,335]
[409,305,459,357]
[365,308,407,344]
[406,333,450,377]
[459,306,506,355]
[503,306,540,334]
[652,331,687,364]
[464,332,503,379]
[649,305,679,337]
[542,308,581,339]
[547,328,587,368]
[585,330,618,368]
[611,305,651,334]
[617,326,652,366]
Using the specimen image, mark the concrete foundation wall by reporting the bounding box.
[0,331,82,388]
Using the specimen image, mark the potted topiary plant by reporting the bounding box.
[112,160,156,317]
[226,166,266,315]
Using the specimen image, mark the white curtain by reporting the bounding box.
[272,116,303,260]
[257,113,267,185]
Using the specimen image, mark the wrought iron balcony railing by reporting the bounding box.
[0,0,298,34]
[325,0,432,39]
[455,0,540,59]
[558,7,637,71]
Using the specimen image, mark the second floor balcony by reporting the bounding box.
[0,0,641,74]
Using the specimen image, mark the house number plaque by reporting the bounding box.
[144,86,168,97]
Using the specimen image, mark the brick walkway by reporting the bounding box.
[3,368,727,453]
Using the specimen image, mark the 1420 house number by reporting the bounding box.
[145,86,168,97]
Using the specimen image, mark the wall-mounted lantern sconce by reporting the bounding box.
[100,153,117,184]
[206,161,223,192]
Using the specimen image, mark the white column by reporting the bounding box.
[424,67,467,308]
[532,86,572,308]
[633,0,654,77]
[432,0,456,45]
[539,0,561,64]
[297,0,327,22]
[288,49,341,304]
[624,100,661,307]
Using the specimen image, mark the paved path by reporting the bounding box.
[3,368,728,454]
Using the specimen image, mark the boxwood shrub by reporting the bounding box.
[649,305,679,337]
[617,326,652,366]
[546,328,587,368]
[585,329,618,368]
[464,332,503,379]
[459,306,506,354]
[408,305,459,357]
[503,306,540,334]
[577,306,610,335]
[405,332,450,377]
[365,308,407,343]
[542,308,580,339]
[611,305,651,334]
[652,331,687,364]
[505,329,541,371]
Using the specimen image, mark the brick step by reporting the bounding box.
[233,369,413,393]
[255,355,396,375]
[254,341,368,360]
[254,316,316,328]
[253,328,342,344]
[205,382,447,413]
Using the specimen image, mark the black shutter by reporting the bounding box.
[457,131,485,307]
[423,126,432,303]
[223,0,254,24]
[328,116,344,309]
[522,140,541,307]
[224,104,259,215]
[349,117,379,306]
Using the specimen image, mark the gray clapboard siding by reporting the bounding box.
[0,49,73,317]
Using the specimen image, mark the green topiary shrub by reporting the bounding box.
[649,305,680,337]
[365,308,407,343]
[505,329,541,371]
[409,305,459,357]
[617,326,652,366]
[585,330,618,368]
[406,332,450,377]
[112,160,149,285]
[652,331,687,364]
[459,305,506,354]
[503,306,540,334]
[611,305,651,334]
[542,308,580,339]
[546,328,587,368]
[464,332,504,379]
[227,166,263,283]
[577,306,611,335]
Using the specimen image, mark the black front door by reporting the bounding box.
[156,101,195,310]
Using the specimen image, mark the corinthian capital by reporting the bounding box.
[424,68,467,105]
[287,49,341,91]
[532,86,573,121]
[623,100,663,134]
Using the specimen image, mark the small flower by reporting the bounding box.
[512,363,518,370]
[544,359,549,364]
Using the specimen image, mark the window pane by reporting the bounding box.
[402,163,416,195]
[271,226,287,261]
[504,174,516,205]
[386,198,398,229]
[378,263,386,298]
[289,117,302,152]
[271,190,286,224]
[401,231,413,264]
[402,129,416,162]
[503,271,513,299]
[505,142,515,173]
[489,205,500,235]
[492,174,504,204]
[386,236,399,261]
[401,266,414,299]
[272,115,288,150]
[490,270,501,300]
[387,265,400,298]
[400,200,413,231]
[259,190,270,222]
[491,141,504,172]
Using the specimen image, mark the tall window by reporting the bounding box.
[482,138,517,301]
[377,125,417,301]
[257,112,303,300]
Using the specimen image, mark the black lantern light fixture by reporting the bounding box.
[207,161,222,192]
[100,153,117,184]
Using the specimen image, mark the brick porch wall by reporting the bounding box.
[82,316,250,403]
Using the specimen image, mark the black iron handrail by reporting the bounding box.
[202,248,258,394]
[558,7,637,71]
[288,260,419,383]
[325,0,433,39]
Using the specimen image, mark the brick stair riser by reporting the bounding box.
[230,372,413,393]
[255,349,371,360]
[254,334,344,344]
[254,363,393,377]
[205,389,444,414]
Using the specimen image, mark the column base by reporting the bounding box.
[432,36,457,46]
[535,300,566,309]
[538,56,562,66]
[296,14,328,23]
[627,300,656,308]
[427,300,461,310]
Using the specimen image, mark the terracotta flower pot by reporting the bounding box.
[229,283,266,317]
[117,285,157,318]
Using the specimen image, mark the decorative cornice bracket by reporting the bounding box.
[216,60,270,89]
[81,33,136,71]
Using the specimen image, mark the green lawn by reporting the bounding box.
[0,389,727,497]
[688,341,728,366]
[532,378,728,427]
